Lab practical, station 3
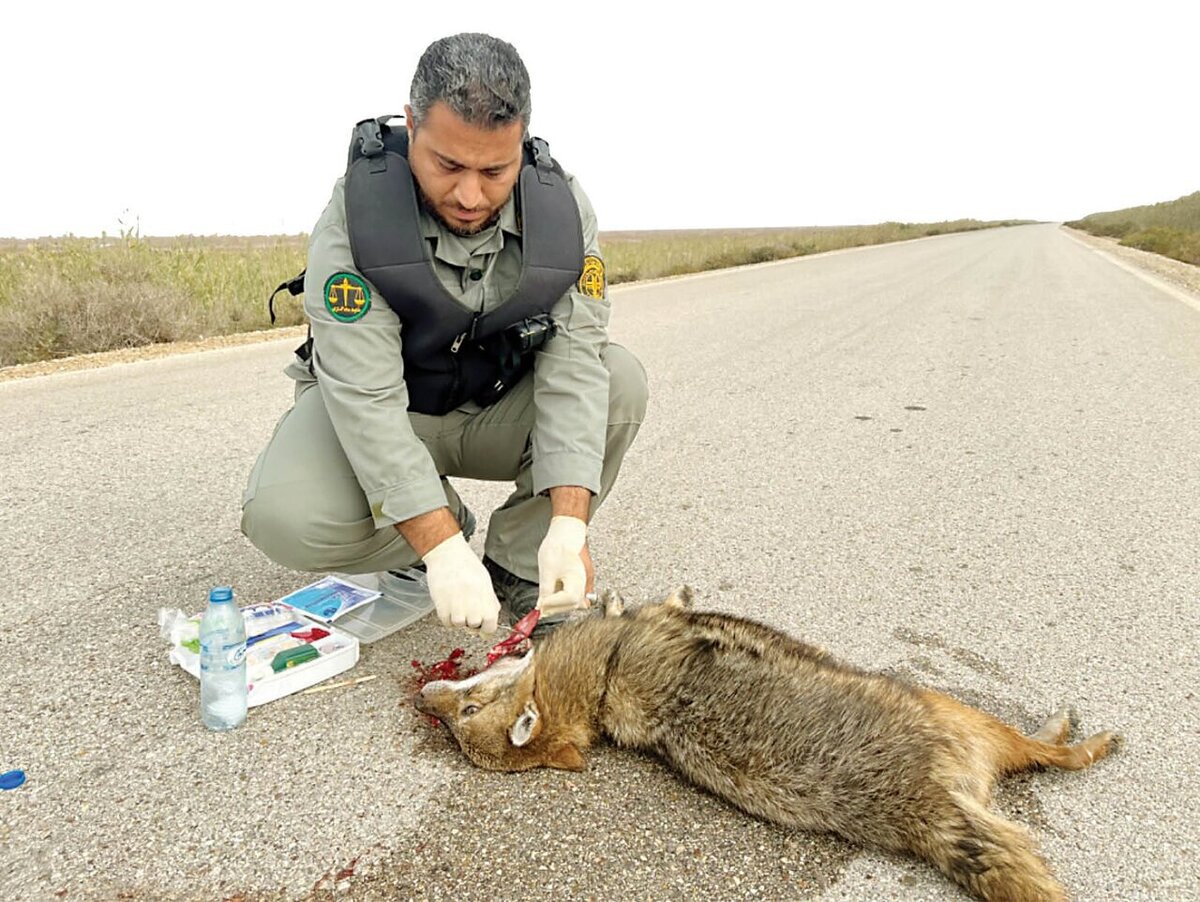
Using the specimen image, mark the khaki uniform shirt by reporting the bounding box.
[285,171,610,530]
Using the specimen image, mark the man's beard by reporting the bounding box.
[418,187,504,237]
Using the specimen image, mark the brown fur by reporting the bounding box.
[414,589,1118,901]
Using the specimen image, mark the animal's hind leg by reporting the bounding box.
[920,690,1117,785]
[1000,723,1119,775]
[1033,730,1119,771]
[1030,707,1073,744]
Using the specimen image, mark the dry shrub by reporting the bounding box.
[0,272,203,366]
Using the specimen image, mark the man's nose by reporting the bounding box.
[454,173,483,209]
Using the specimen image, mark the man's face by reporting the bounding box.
[405,101,525,237]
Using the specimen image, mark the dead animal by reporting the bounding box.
[414,588,1118,901]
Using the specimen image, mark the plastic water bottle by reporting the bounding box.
[199,586,247,730]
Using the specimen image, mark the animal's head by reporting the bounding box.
[413,651,585,772]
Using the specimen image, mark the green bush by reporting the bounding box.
[1120,227,1200,265]
[1069,191,1200,243]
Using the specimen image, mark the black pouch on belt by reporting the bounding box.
[473,314,558,407]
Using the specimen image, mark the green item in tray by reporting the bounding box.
[271,644,319,672]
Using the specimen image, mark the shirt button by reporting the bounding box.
[469,269,483,282]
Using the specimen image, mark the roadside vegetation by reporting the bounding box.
[1065,191,1200,267]
[0,218,1027,367]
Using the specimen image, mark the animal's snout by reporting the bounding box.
[413,680,455,719]
[413,686,431,714]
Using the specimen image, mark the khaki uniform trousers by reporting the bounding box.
[240,343,647,582]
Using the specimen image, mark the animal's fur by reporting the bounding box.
[414,589,1118,901]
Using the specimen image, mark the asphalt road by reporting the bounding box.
[1,224,1197,901]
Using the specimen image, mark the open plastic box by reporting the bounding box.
[328,568,437,643]
[166,570,436,706]
[167,602,360,708]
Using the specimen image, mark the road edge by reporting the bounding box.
[1059,227,1200,315]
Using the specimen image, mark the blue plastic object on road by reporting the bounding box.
[0,769,26,790]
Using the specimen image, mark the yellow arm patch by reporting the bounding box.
[578,255,606,300]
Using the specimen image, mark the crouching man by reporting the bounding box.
[241,33,648,637]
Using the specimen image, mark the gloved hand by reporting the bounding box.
[422,533,501,634]
[537,516,589,616]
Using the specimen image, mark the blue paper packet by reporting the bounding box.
[276,576,382,623]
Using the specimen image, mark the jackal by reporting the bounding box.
[414,589,1118,902]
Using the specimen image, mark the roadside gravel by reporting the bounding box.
[1061,226,1200,296]
[0,326,307,383]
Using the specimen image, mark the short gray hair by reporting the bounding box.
[409,33,531,134]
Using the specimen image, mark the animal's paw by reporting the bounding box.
[1069,730,1121,769]
[1095,730,1124,757]
[600,589,626,618]
[1032,706,1075,744]
[663,586,695,610]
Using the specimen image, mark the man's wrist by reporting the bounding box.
[396,507,461,558]
[548,485,592,522]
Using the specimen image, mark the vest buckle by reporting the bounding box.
[529,137,555,186]
[354,118,385,158]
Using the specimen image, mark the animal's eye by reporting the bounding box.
[462,704,480,716]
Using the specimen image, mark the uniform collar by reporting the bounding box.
[418,192,521,265]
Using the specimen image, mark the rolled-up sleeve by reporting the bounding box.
[304,179,447,527]
[530,174,611,496]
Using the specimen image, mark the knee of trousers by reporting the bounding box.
[604,343,649,426]
[241,488,369,572]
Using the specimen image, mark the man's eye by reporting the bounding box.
[462,704,480,716]
[440,160,461,172]
[483,169,504,179]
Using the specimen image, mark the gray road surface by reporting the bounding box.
[1,224,1197,901]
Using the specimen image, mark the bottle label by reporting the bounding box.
[201,638,247,672]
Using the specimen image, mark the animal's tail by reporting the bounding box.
[917,794,1067,902]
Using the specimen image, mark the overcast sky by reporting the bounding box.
[3,1,1195,238]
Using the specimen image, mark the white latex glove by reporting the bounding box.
[537,516,589,616]
[422,533,501,634]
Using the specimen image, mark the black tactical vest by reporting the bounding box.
[343,117,584,415]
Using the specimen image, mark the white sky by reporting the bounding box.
[2,0,1196,238]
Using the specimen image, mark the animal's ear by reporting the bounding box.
[509,701,540,747]
[546,741,586,772]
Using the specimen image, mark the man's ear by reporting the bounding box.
[404,103,416,142]
[546,742,586,772]
[509,701,540,747]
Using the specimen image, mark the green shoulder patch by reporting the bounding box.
[324,272,371,322]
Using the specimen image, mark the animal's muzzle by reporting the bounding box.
[413,687,437,716]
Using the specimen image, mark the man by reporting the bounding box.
[241,33,648,637]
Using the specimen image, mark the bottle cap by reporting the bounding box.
[0,770,26,790]
[209,586,234,603]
